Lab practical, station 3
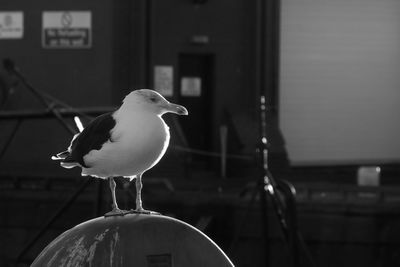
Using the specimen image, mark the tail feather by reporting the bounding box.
[60,161,82,169]
[52,150,83,169]
[51,150,70,160]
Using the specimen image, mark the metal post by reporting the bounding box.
[16,178,92,263]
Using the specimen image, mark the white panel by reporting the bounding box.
[0,12,23,39]
[279,0,400,165]
[154,66,174,97]
[181,77,202,97]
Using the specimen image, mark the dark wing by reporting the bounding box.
[62,112,116,168]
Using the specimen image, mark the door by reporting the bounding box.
[178,53,214,152]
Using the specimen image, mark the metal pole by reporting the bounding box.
[256,0,270,264]
[0,119,21,161]
[11,70,77,135]
[16,178,92,263]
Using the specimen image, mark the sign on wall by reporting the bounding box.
[42,11,92,48]
[0,11,23,39]
[154,66,174,97]
[181,77,201,97]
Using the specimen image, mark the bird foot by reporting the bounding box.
[128,208,161,215]
[104,208,131,217]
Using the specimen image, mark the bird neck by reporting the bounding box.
[114,104,162,121]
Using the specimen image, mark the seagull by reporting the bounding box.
[52,89,188,216]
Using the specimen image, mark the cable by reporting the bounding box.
[172,145,253,160]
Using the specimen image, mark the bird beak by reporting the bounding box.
[167,103,188,115]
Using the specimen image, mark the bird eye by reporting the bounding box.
[150,97,157,103]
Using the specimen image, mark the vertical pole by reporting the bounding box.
[259,96,270,267]
[257,0,281,265]
[256,0,270,265]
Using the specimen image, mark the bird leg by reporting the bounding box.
[110,177,119,210]
[135,173,144,212]
[104,177,129,217]
[131,173,160,215]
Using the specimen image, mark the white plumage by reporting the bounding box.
[52,89,188,215]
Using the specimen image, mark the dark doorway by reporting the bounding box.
[177,53,215,152]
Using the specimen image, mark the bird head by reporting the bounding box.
[123,89,188,116]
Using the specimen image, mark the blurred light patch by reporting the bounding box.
[74,116,84,132]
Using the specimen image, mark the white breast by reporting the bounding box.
[82,112,170,178]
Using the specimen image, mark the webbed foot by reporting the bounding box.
[128,208,161,215]
[104,208,131,217]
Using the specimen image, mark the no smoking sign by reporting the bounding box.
[42,11,92,48]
